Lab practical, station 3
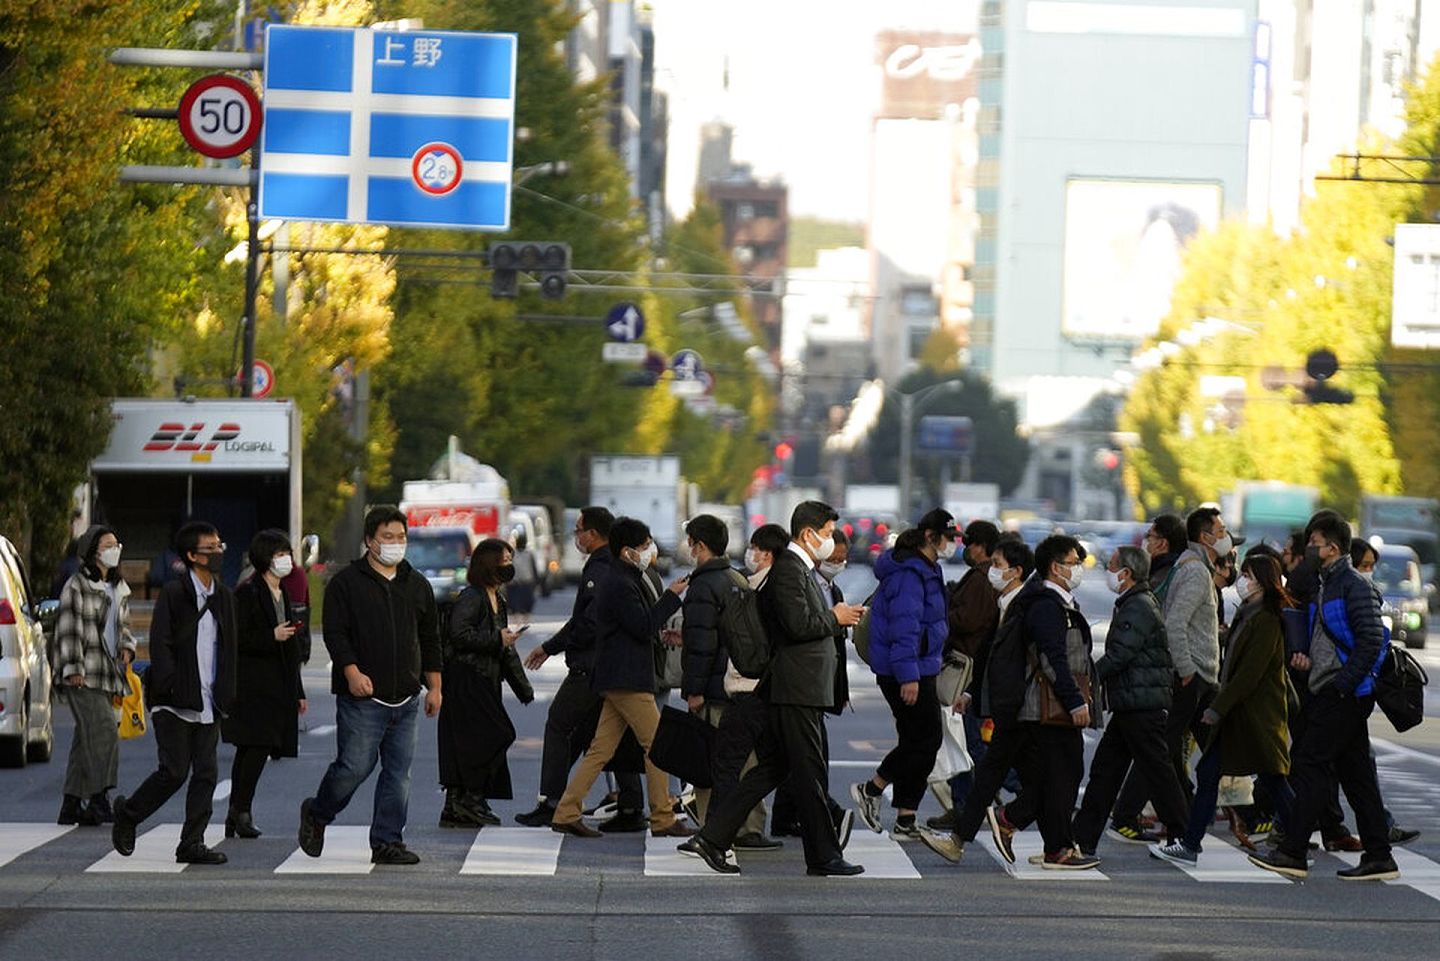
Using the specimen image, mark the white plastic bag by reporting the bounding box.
[928,707,973,782]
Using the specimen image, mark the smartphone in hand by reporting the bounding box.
[512,624,531,636]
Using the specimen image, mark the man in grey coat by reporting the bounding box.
[1109,506,1227,841]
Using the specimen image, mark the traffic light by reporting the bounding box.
[1298,348,1354,405]
[774,441,794,461]
[485,242,570,300]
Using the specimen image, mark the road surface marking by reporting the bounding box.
[0,824,73,868]
[86,823,225,873]
[461,827,562,875]
[1151,833,1290,883]
[1332,848,1440,903]
[274,826,374,874]
[644,832,738,877]
[838,829,922,879]
[981,830,1109,881]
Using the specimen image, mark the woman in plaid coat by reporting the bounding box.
[53,525,138,826]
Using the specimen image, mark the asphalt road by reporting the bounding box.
[2,566,1438,961]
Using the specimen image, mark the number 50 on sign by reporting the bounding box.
[178,74,263,159]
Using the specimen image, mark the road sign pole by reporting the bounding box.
[240,196,260,398]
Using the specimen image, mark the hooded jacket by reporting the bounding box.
[322,556,442,703]
[867,548,948,683]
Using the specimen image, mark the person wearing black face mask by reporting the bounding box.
[436,539,534,828]
[112,521,238,865]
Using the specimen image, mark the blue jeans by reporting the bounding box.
[311,696,420,848]
[1183,734,1293,852]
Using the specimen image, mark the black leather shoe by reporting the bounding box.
[551,819,604,838]
[176,842,228,865]
[599,809,648,833]
[466,794,503,826]
[110,795,136,857]
[87,793,114,825]
[371,842,421,865]
[298,797,325,858]
[515,802,556,827]
[733,832,783,851]
[225,810,262,839]
[677,836,740,874]
[807,858,864,877]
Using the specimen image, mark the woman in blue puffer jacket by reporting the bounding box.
[850,509,953,839]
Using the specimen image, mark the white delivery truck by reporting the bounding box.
[944,482,1000,526]
[90,398,302,589]
[589,454,688,560]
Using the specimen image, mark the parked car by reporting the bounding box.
[560,507,586,584]
[1374,543,1430,650]
[511,504,561,595]
[0,535,55,767]
[839,513,901,565]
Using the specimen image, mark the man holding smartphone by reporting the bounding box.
[298,506,443,866]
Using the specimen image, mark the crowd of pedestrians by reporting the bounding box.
[61,498,1418,879]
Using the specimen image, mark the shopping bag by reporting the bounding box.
[118,664,147,740]
[928,706,973,782]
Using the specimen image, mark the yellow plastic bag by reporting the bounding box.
[118,665,147,740]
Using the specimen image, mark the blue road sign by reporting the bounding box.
[605,303,645,342]
[671,349,705,381]
[917,415,974,456]
[259,25,517,230]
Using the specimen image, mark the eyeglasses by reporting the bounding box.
[195,543,227,554]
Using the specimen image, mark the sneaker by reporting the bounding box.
[298,797,325,858]
[370,842,420,865]
[1149,841,1199,866]
[1042,848,1101,870]
[583,791,620,818]
[677,836,740,874]
[599,809,648,833]
[1250,818,1274,838]
[733,832,783,851]
[849,782,884,834]
[890,820,924,842]
[1323,834,1364,853]
[925,810,957,832]
[514,801,556,828]
[1388,826,1421,846]
[110,795,136,857]
[1248,848,1308,879]
[1107,821,1161,845]
[919,829,964,864]
[834,809,854,852]
[986,805,1016,865]
[1337,857,1400,881]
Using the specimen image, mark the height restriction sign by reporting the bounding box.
[178,74,262,159]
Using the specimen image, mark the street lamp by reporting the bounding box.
[896,379,964,520]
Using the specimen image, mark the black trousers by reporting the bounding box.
[229,745,269,813]
[1072,709,1189,852]
[1112,675,1213,824]
[772,715,843,828]
[124,710,220,849]
[538,669,641,808]
[1008,724,1083,854]
[875,675,945,811]
[953,719,1033,842]
[1280,688,1392,861]
[701,703,841,867]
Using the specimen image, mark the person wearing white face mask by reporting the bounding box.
[221,530,306,840]
[1109,506,1225,844]
[298,506,443,866]
[1070,546,1190,859]
[550,517,694,839]
[54,525,138,827]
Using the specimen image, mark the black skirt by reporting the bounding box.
[437,665,517,798]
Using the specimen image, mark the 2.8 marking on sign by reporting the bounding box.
[411,142,464,196]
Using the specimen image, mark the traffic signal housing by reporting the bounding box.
[485,242,570,300]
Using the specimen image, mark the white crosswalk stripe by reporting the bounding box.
[274,826,374,874]
[1150,834,1290,883]
[462,827,564,876]
[842,831,922,878]
[86,824,225,873]
[1331,848,1440,903]
[980,831,1109,880]
[0,824,73,868]
[644,833,736,877]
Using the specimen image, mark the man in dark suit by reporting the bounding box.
[112,521,238,865]
[681,501,866,876]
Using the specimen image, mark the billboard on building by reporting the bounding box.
[1392,223,1440,350]
[875,31,979,119]
[1061,178,1222,341]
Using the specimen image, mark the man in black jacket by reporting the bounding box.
[113,521,238,865]
[681,501,866,876]
[1250,514,1399,881]
[297,506,443,866]
[1071,546,1188,857]
[517,507,645,828]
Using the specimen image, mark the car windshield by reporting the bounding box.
[1373,556,1422,595]
[407,534,472,572]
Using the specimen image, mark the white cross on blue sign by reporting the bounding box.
[259,25,517,230]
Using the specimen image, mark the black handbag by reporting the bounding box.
[1374,645,1428,733]
[648,705,716,787]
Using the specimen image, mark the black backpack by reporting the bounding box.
[718,569,772,679]
[1374,645,1428,733]
[850,589,878,666]
[981,590,1040,722]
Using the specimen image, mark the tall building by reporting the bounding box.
[707,172,789,346]
[868,30,981,383]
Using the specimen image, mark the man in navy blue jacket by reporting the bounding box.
[1250,514,1398,881]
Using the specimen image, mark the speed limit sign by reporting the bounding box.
[178,75,262,159]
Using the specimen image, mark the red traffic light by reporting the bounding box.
[774,442,794,461]
[1102,451,1120,471]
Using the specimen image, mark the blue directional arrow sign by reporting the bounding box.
[259,25,517,230]
[671,349,705,381]
[605,302,645,343]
